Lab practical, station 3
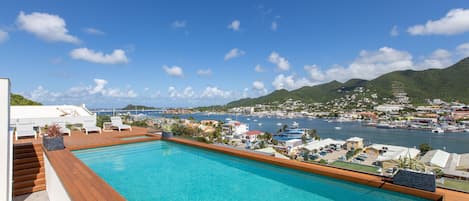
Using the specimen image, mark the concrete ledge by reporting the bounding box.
[166,137,444,201]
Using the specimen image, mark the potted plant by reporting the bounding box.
[43,124,65,151]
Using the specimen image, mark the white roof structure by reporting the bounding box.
[420,149,450,168]
[285,139,302,148]
[368,144,420,162]
[346,137,363,142]
[302,138,345,152]
[10,105,96,127]
[255,147,290,159]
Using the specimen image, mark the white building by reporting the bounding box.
[300,138,345,153]
[226,120,249,135]
[10,104,96,127]
[374,104,404,112]
[420,149,450,168]
[365,144,420,162]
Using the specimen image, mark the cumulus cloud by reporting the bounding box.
[457,42,469,58]
[254,64,265,72]
[0,30,8,43]
[197,69,212,76]
[201,87,232,98]
[224,48,245,61]
[272,74,313,90]
[408,8,469,35]
[268,52,290,71]
[252,81,268,95]
[228,20,240,31]
[17,11,79,44]
[416,49,453,69]
[163,65,184,77]
[172,20,187,28]
[83,27,105,35]
[390,25,399,36]
[70,48,129,64]
[26,79,138,104]
[168,86,194,98]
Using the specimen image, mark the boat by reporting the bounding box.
[334,127,342,130]
[253,119,258,122]
[274,122,306,140]
[258,123,262,126]
[376,123,396,129]
[432,127,444,134]
[276,122,282,126]
[465,129,469,133]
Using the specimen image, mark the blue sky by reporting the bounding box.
[1,0,469,108]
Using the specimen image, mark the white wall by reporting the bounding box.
[44,154,71,201]
[0,79,12,201]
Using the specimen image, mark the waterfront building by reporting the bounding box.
[374,104,404,112]
[300,138,345,153]
[345,137,364,151]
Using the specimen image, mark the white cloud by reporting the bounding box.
[224,48,245,61]
[254,64,265,72]
[168,86,194,98]
[408,8,469,35]
[271,21,278,31]
[457,42,469,58]
[268,52,290,71]
[163,65,184,77]
[228,20,240,31]
[17,11,79,44]
[0,30,9,43]
[272,74,313,90]
[417,49,453,69]
[390,25,399,36]
[84,27,105,35]
[252,81,268,95]
[70,48,128,64]
[197,69,212,76]
[172,20,187,28]
[201,86,232,98]
[26,79,138,104]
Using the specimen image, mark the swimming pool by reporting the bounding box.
[73,141,428,201]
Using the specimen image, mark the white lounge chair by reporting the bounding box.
[82,120,101,135]
[56,122,71,136]
[15,122,37,140]
[111,116,132,132]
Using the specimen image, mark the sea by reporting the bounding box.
[97,111,469,154]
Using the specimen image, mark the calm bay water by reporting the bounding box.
[98,111,469,153]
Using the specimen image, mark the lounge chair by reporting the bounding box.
[15,122,37,140]
[82,119,101,135]
[111,116,132,132]
[56,122,71,136]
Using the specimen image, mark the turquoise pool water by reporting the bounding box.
[73,141,428,201]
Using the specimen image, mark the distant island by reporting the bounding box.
[121,104,157,110]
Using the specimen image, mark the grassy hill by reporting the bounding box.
[11,94,41,105]
[121,104,157,110]
[227,57,469,107]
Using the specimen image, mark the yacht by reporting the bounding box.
[274,122,306,140]
[334,126,342,130]
[276,122,282,126]
[432,127,445,134]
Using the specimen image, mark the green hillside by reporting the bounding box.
[227,57,469,107]
[10,94,41,105]
[121,104,156,110]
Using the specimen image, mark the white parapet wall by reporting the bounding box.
[0,79,12,201]
[44,153,71,201]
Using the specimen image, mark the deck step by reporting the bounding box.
[13,178,45,189]
[14,161,44,171]
[14,172,45,183]
[14,156,43,166]
[14,152,41,159]
[13,184,46,196]
[13,167,44,177]
[14,147,43,155]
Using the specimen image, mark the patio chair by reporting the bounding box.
[111,116,132,132]
[82,119,102,135]
[56,122,71,136]
[15,122,37,140]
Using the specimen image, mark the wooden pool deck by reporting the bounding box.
[13,130,469,201]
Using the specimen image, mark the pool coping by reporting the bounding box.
[42,134,161,201]
[166,137,444,201]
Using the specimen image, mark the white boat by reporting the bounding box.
[292,121,299,127]
[258,123,262,126]
[465,129,469,132]
[253,119,258,122]
[432,127,444,134]
[334,127,342,130]
[247,118,251,121]
[277,122,282,126]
